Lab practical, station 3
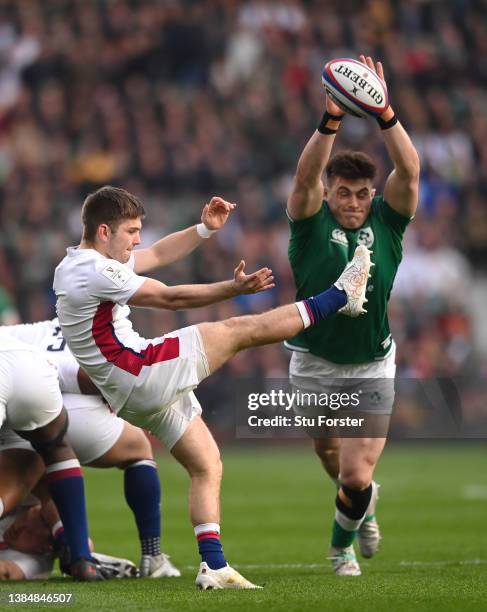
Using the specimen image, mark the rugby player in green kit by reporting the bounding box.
[286,56,420,576]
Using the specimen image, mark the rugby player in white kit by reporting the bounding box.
[54,187,371,589]
[1,318,180,578]
[0,332,113,581]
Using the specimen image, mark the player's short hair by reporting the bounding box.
[326,151,376,184]
[81,186,146,241]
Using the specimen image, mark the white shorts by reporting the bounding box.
[124,325,209,416]
[0,349,62,431]
[289,343,396,415]
[0,394,124,465]
[0,548,53,580]
[62,394,124,464]
[119,391,202,450]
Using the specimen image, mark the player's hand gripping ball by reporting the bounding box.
[322,57,388,118]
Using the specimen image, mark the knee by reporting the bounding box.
[112,426,153,468]
[126,431,153,462]
[221,318,243,347]
[340,473,372,491]
[221,316,258,350]
[191,453,223,482]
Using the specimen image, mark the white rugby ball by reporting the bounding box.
[321,58,388,118]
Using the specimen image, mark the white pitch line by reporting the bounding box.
[183,563,327,571]
[183,559,487,571]
[400,559,487,567]
[463,484,487,500]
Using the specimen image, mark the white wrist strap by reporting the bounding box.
[196,223,217,239]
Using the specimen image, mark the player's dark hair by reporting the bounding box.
[81,186,146,241]
[326,151,376,184]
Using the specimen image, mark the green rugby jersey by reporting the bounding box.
[287,195,411,364]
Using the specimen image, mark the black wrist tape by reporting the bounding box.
[377,114,398,130]
[318,111,343,135]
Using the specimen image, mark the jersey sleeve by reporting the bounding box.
[287,206,325,262]
[376,197,412,239]
[90,259,146,305]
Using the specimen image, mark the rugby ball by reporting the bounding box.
[321,58,388,118]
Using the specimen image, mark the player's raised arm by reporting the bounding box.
[129,260,274,310]
[360,55,420,217]
[287,95,345,221]
[134,197,236,274]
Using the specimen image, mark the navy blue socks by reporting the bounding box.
[124,460,161,557]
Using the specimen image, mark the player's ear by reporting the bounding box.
[371,188,376,198]
[97,224,110,242]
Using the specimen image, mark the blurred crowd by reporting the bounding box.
[0,0,486,432]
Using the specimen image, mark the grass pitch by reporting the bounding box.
[0,442,486,611]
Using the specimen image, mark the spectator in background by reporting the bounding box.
[0,0,485,430]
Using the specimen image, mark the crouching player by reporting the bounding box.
[0,332,111,580]
[1,319,180,578]
[0,482,136,580]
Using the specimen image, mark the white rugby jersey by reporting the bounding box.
[0,332,37,352]
[4,319,81,394]
[54,247,175,411]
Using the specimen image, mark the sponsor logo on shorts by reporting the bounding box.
[370,391,382,406]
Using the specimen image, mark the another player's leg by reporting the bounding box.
[0,446,44,518]
[7,354,113,581]
[170,416,261,589]
[314,438,341,487]
[18,410,113,581]
[85,419,180,578]
[357,480,381,558]
[198,245,371,375]
[329,437,386,576]
[313,438,380,561]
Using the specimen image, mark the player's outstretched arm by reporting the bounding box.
[134,197,236,274]
[287,95,344,221]
[128,260,274,310]
[361,55,420,217]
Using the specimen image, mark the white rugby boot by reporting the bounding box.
[139,553,181,578]
[195,562,262,590]
[328,545,362,577]
[335,245,373,317]
[357,481,381,558]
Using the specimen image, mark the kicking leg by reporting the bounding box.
[198,245,371,374]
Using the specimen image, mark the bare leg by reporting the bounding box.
[87,422,153,468]
[198,303,304,373]
[0,449,44,515]
[17,409,75,465]
[338,437,386,491]
[170,416,222,526]
[313,437,341,482]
